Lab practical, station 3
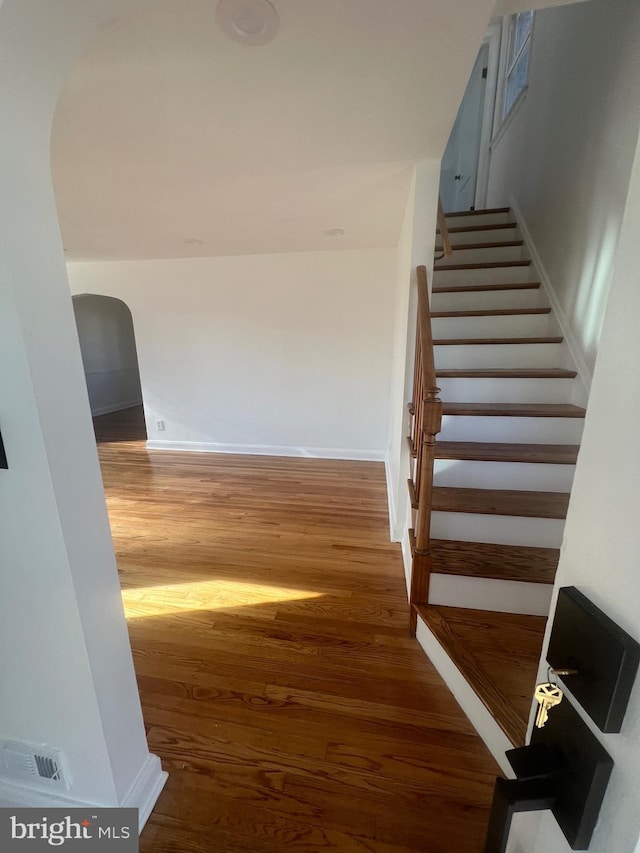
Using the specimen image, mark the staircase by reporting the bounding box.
[408,206,587,746]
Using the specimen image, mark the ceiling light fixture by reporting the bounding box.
[324,228,345,238]
[216,0,279,46]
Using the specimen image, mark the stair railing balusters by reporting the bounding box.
[408,265,443,636]
[414,332,424,494]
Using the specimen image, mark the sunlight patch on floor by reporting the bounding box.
[121,578,324,618]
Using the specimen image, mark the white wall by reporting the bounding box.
[67,249,396,459]
[0,0,164,819]
[506,90,640,853]
[385,161,440,588]
[487,0,640,379]
[73,294,143,416]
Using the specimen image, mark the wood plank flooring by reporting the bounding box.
[434,336,564,346]
[434,441,579,465]
[431,308,550,318]
[416,605,546,746]
[428,539,558,585]
[435,369,576,379]
[94,408,501,852]
[432,282,540,294]
[441,402,585,418]
[432,486,570,519]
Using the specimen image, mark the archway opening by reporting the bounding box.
[72,293,146,443]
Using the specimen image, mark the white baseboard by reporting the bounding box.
[416,616,514,776]
[0,753,167,832]
[0,783,100,811]
[509,196,592,399]
[121,753,168,830]
[91,400,142,417]
[146,439,385,462]
[384,454,403,542]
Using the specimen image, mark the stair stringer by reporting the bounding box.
[415,614,515,773]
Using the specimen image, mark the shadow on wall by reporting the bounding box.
[72,293,144,419]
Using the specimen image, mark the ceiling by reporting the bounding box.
[52,0,496,261]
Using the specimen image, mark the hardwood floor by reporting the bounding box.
[432,486,570,519]
[94,408,500,852]
[416,605,546,746]
[94,403,147,443]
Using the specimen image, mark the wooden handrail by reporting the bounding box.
[408,265,443,635]
[437,197,453,259]
[416,265,438,391]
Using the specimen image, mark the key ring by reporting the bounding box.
[548,665,578,683]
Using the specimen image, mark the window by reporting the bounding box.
[502,11,534,119]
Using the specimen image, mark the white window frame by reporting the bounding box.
[494,11,534,141]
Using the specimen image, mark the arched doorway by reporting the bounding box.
[72,293,146,442]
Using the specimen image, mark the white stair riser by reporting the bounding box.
[433,265,535,287]
[439,415,584,444]
[432,313,556,340]
[431,511,565,548]
[434,343,563,369]
[429,574,554,617]
[431,287,547,312]
[438,226,520,246]
[437,377,574,404]
[435,245,528,265]
[445,211,513,228]
[433,459,575,492]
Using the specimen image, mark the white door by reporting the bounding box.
[440,44,489,213]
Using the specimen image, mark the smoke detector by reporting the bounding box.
[216,0,279,46]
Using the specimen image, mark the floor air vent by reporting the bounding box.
[34,754,63,782]
[0,740,68,790]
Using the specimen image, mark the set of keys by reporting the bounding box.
[533,681,563,728]
[533,667,577,728]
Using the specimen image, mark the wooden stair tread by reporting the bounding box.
[444,222,518,234]
[445,207,511,218]
[429,539,558,584]
[435,240,524,251]
[442,402,585,418]
[432,486,570,519]
[415,604,546,745]
[432,308,550,318]
[434,336,563,346]
[433,282,540,294]
[434,260,531,272]
[436,368,576,379]
[435,441,580,465]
